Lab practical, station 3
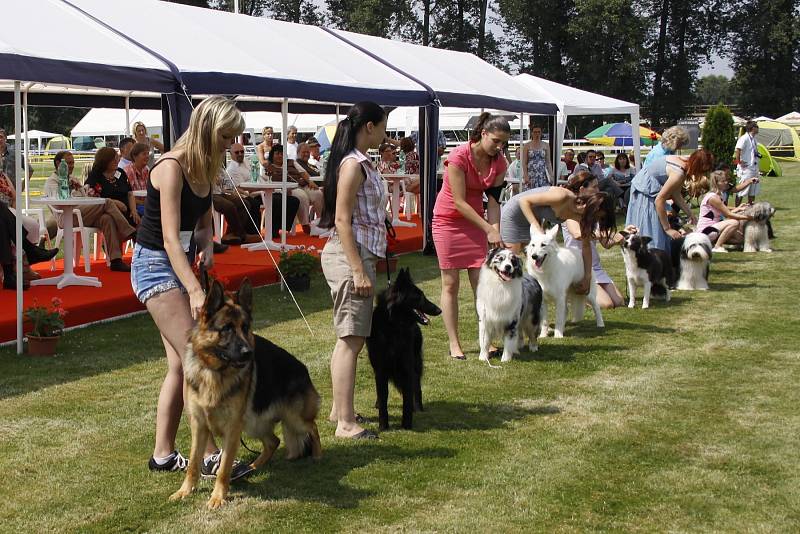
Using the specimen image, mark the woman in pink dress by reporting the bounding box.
[433,113,510,360]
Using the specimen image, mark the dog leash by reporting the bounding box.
[384,218,396,286]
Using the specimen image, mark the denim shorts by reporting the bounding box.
[130,243,194,304]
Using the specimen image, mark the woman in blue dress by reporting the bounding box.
[643,125,689,167]
[520,121,551,191]
[625,149,714,252]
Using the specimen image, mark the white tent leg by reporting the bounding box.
[14,82,24,354]
[556,111,567,175]
[22,90,30,210]
[631,110,641,172]
[281,98,288,250]
[125,96,131,135]
[519,113,524,157]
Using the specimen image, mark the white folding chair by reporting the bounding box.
[51,207,104,273]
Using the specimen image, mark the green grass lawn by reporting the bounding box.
[2,164,799,533]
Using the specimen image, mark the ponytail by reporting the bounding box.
[469,112,511,143]
[319,101,387,229]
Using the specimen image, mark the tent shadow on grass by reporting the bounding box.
[235,444,455,508]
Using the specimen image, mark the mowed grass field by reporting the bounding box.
[1,163,799,533]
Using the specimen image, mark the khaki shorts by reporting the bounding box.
[321,235,379,338]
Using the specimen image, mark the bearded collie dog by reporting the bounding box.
[743,201,775,252]
[672,232,713,290]
[525,226,604,338]
[476,248,543,362]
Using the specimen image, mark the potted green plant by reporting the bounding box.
[278,251,319,291]
[24,297,67,356]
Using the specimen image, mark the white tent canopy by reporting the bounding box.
[67,0,431,106]
[329,29,557,115]
[515,73,641,170]
[6,129,60,140]
[776,111,800,127]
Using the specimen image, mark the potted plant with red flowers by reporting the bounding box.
[24,297,67,356]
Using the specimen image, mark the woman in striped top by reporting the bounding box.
[319,102,388,440]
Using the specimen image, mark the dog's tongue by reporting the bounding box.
[534,258,544,269]
[498,271,512,282]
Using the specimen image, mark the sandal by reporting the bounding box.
[450,353,466,361]
[348,429,379,440]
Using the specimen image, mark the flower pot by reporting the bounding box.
[26,335,60,356]
[376,257,398,274]
[284,274,311,292]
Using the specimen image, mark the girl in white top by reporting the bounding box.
[319,102,388,440]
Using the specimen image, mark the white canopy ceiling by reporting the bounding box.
[329,30,558,114]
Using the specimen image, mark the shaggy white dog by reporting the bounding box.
[743,201,775,253]
[676,232,712,291]
[525,225,604,339]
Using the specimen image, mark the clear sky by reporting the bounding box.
[698,55,734,77]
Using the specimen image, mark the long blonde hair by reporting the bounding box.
[173,96,245,186]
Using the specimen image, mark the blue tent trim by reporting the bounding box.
[0,53,175,93]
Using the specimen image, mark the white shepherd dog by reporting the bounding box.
[525,225,604,338]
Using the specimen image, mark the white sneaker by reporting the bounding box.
[712,247,728,253]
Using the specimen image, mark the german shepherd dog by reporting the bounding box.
[170,274,322,509]
[367,268,441,430]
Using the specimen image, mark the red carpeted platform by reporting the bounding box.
[0,216,423,343]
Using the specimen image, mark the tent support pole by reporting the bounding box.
[281,98,288,252]
[22,90,30,210]
[631,110,641,172]
[125,96,130,135]
[519,113,524,158]
[14,82,23,355]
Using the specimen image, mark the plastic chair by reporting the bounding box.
[51,207,103,273]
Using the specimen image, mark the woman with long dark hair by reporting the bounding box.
[319,102,388,440]
[432,112,510,360]
[626,149,713,252]
[502,171,617,295]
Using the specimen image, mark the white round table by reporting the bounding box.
[381,173,418,228]
[132,190,147,198]
[238,182,299,252]
[30,197,106,289]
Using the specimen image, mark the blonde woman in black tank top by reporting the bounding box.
[131,96,245,473]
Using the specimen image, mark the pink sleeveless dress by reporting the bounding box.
[432,143,507,269]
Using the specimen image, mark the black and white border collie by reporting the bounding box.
[620,231,674,308]
[672,232,712,290]
[476,248,543,363]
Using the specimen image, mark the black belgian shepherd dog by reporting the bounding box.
[367,268,441,430]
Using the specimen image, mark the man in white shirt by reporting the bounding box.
[214,143,261,245]
[734,121,761,206]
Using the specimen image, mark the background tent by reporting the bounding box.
[584,123,660,147]
[514,73,641,171]
[752,120,800,161]
[756,143,783,176]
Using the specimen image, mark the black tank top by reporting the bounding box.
[136,156,212,251]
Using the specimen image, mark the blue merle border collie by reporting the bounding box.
[476,248,543,363]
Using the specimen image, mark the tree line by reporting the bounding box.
[186,0,797,124]
[2,0,796,135]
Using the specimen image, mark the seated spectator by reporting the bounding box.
[0,203,59,289]
[583,149,623,202]
[611,153,636,207]
[124,142,150,216]
[132,121,164,168]
[695,170,754,253]
[256,126,274,171]
[596,151,613,178]
[377,142,400,174]
[265,144,321,235]
[294,142,320,176]
[575,151,587,168]
[0,171,40,246]
[46,151,136,272]
[118,137,135,168]
[399,137,420,194]
[562,149,576,173]
[307,137,322,167]
[285,125,299,160]
[213,143,261,245]
[86,147,140,227]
